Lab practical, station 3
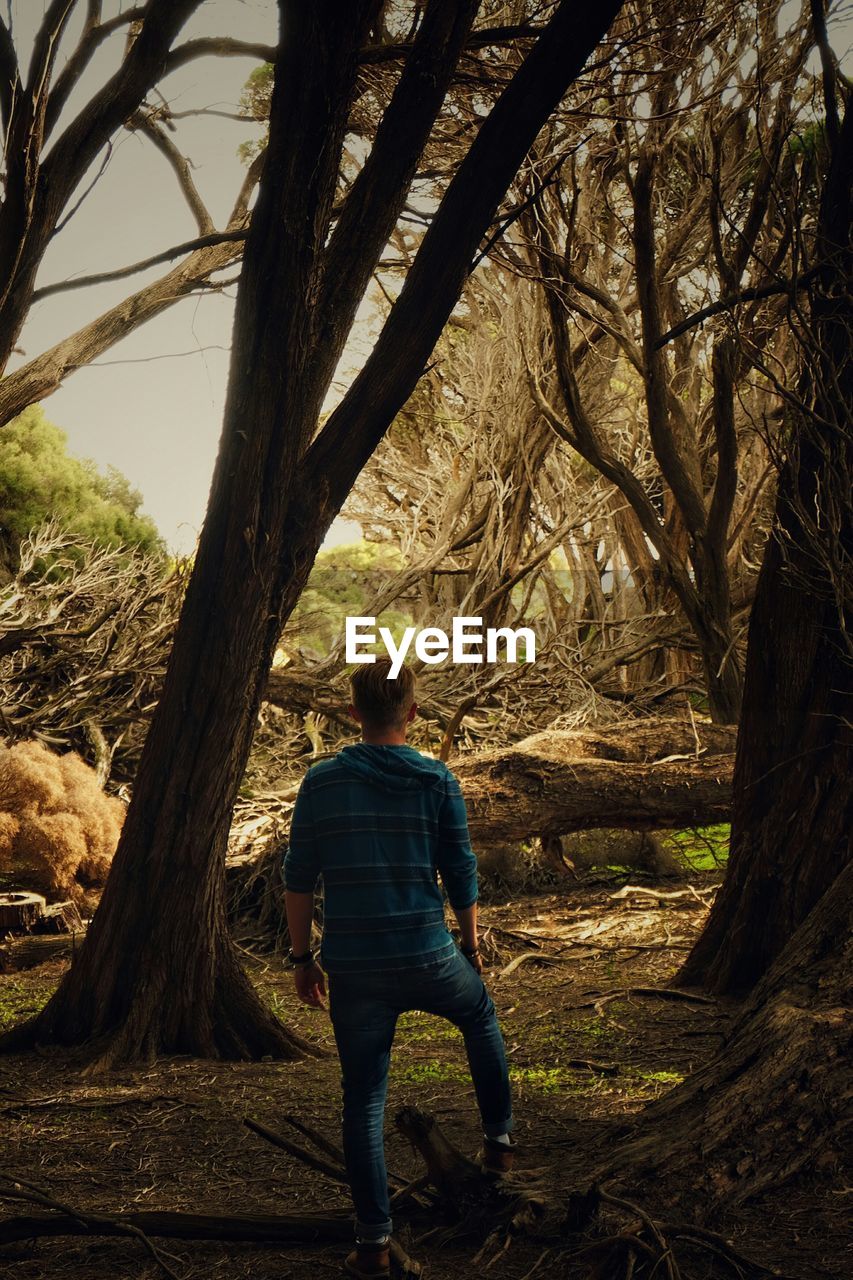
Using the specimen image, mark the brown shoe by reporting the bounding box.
[344,1239,390,1279]
[480,1136,515,1175]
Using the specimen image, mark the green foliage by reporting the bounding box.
[287,541,413,660]
[238,63,273,163]
[663,823,730,871]
[0,406,162,555]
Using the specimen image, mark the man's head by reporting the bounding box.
[349,659,416,740]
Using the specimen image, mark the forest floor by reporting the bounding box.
[0,874,847,1280]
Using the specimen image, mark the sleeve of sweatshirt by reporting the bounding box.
[435,769,478,909]
[282,773,321,893]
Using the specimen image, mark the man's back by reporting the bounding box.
[284,743,477,973]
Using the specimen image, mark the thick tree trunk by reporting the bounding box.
[0,3,378,1068]
[601,859,852,1213]
[452,719,736,841]
[679,99,853,994]
[1,2,626,1067]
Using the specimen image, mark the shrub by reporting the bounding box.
[0,740,124,898]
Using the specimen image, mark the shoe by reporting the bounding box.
[344,1239,390,1278]
[480,1136,515,1175]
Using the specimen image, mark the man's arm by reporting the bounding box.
[452,902,482,974]
[436,771,482,971]
[284,889,326,1008]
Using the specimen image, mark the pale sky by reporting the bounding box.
[11,0,360,554]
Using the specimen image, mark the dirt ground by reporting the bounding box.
[0,876,848,1280]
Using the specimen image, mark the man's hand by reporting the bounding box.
[462,946,483,975]
[294,961,327,1008]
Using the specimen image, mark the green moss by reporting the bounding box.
[396,1061,469,1085]
[633,1069,683,1084]
[0,975,55,1030]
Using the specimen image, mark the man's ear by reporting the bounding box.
[349,703,362,723]
[406,702,418,723]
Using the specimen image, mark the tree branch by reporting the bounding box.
[1,234,246,427]
[632,151,707,541]
[654,269,819,347]
[359,21,545,64]
[0,17,20,132]
[810,0,841,146]
[31,229,249,302]
[127,108,216,235]
[298,0,627,513]
[163,37,276,77]
[45,7,148,138]
[313,0,481,406]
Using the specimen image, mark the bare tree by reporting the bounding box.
[680,7,852,991]
[514,0,815,722]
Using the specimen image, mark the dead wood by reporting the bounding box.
[37,900,85,934]
[0,929,86,973]
[0,1205,353,1247]
[245,1114,438,1209]
[0,892,45,934]
[452,719,735,840]
[243,1116,349,1185]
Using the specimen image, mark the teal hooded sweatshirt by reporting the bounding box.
[283,744,478,973]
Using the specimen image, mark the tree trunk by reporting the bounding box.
[452,719,736,841]
[600,859,852,1213]
[0,2,378,1068]
[1,2,626,1068]
[679,94,853,994]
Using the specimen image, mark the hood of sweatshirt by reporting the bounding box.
[335,743,445,793]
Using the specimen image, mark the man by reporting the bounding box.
[284,658,514,1280]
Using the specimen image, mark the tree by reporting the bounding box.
[517,0,816,724]
[0,3,603,429]
[2,0,626,1068]
[0,406,162,576]
[679,31,852,992]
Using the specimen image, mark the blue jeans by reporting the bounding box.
[328,948,513,1239]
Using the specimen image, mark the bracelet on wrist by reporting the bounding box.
[460,942,480,957]
[288,948,314,967]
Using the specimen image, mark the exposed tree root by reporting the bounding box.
[0,1105,793,1279]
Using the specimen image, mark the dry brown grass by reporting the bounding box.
[0,740,124,898]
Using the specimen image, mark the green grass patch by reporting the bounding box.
[0,974,56,1031]
[396,1061,469,1086]
[664,824,730,871]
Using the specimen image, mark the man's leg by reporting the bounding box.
[414,951,513,1140]
[328,975,398,1242]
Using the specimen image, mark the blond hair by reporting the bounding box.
[350,659,415,729]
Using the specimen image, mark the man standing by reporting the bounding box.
[284,659,514,1279]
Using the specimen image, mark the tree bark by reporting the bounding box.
[2,2,626,1068]
[679,92,853,994]
[453,719,735,841]
[600,859,852,1213]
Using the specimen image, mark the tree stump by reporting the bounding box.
[0,891,46,934]
[37,901,85,935]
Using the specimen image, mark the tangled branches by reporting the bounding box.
[0,523,184,781]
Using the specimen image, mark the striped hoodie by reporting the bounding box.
[282,744,478,973]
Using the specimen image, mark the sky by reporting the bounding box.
[10,0,361,554]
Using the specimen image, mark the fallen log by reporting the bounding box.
[0,1207,353,1247]
[0,929,86,973]
[452,718,735,840]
